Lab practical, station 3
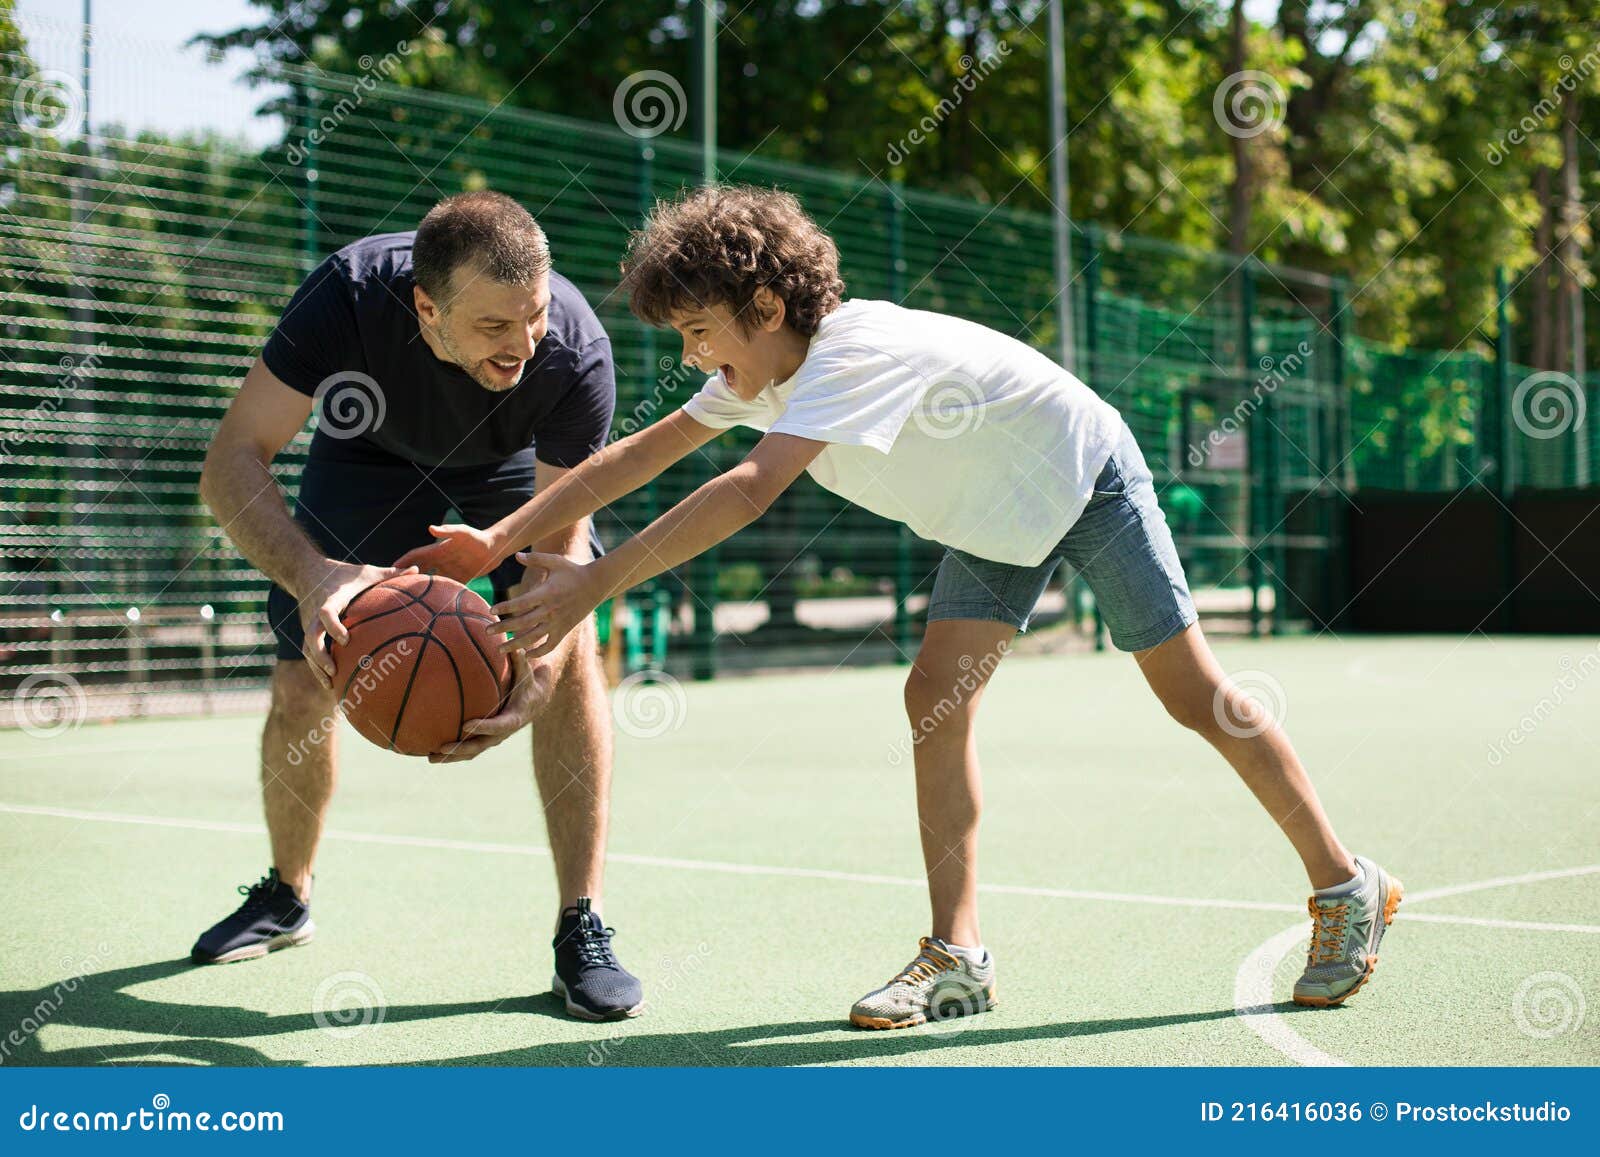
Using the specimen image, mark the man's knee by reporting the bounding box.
[270,659,335,723]
[530,618,604,721]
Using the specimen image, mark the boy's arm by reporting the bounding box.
[395,408,723,579]
[494,432,827,657]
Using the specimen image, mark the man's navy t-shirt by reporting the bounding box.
[262,232,615,469]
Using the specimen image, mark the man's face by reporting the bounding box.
[669,301,788,402]
[416,264,550,392]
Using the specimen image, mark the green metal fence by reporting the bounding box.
[2,39,1593,720]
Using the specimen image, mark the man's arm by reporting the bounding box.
[200,356,411,686]
[495,432,827,656]
[200,357,325,596]
[396,408,723,578]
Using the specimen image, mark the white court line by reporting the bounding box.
[4,803,1596,936]
[1234,863,1600,1068]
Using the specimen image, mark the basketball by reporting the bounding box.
[328,573,511,756]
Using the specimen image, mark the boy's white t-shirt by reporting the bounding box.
[680,299,1124,567]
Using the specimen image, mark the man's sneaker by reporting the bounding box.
[191,869,315,965]
[551,898,644,1021]
[1293,854,1403,1007]
[849,936,997,1030]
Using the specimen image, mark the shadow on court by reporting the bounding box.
[0,958,1319,1067]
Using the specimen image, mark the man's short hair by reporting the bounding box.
[412,191,551,303]
[619,185,844,337]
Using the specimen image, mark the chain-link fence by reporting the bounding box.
[3,32,1593,721]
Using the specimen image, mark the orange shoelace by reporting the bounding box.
[891,937,959,986]
[1307,898,1351,964]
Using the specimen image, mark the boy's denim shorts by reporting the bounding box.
[926,422,1199,652]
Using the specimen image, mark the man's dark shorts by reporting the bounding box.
[267,438,602,662]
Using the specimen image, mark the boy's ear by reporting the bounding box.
[752,286,787,332]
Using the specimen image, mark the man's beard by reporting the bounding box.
[431,317,518,392]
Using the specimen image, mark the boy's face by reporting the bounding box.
[669,299,791,402]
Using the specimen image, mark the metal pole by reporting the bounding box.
[686,2,719,678]
[698,0,717,183]
[1048,0,1076,373]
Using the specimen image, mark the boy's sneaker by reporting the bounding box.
[849,936,997,1029]
[551,898,645,1021]
[1293,854,1403,1007]
[191,868,315,965]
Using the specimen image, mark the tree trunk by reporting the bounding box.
[1532,165,1554,370]
[1559,88,1584,381]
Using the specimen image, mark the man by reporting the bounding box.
[194,191,643,1022]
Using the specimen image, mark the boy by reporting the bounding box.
[404,185,1402,1030]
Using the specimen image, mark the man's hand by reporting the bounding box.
[393,523,502,583]
[492,551,606,659]
[299,560,418,689]
[428,650,552,764]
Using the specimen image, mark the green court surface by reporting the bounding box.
[2,636,1596,1067]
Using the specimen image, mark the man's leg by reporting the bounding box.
[262,659,341,903]
[1132,623,1355,889]
[191,657,330,963]
[528,615,613,912]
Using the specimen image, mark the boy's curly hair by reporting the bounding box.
[619,185,845,336]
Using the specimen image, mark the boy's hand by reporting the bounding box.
[428,651,550,764]
[493,551,605,659]
[394,523,500,582]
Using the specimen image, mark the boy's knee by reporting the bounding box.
[903,664,974,734]
[1161,684,1227,737]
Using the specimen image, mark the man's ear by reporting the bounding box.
[752,286,787,332]
[413,283,439,325]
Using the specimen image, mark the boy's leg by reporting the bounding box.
[904,619,1017,945]
[1132,624,1354,889]
[1070,422,1398,1005]
[849,617,1013,1029]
